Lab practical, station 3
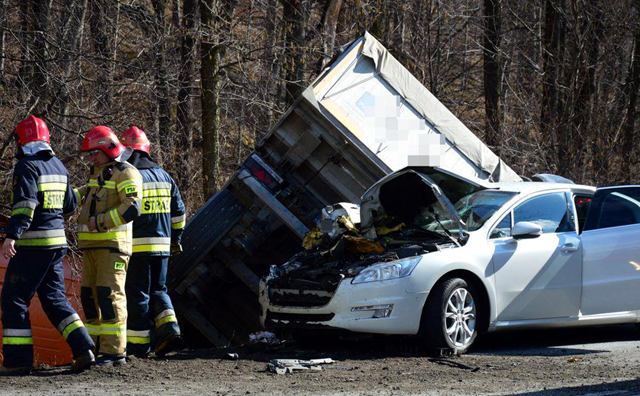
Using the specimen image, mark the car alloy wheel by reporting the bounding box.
[419,277,480,354]
[444,287,476,349]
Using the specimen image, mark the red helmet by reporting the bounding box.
[15,115,50,146]
[82,126,125,159]
[120,126,150,154]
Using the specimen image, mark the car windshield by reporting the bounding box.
[454,190,517,231]
[413,190,516,235]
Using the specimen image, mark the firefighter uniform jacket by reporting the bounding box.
[128,153,186,256]
[75,161,143,255]
[6,151,76,248]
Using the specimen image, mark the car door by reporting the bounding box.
[580,186,640,316]
[490,191,583,321]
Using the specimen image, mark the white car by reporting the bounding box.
[260,167,640,353]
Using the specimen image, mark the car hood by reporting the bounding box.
[359,167,492,239]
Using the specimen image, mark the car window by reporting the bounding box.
[584,188,640,230]
[490,213,512,239]
[513,192,574,234]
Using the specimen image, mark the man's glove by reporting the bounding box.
[170,243,183,256]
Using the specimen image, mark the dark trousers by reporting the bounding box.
[125,255,180,356]
[1,248,94,367]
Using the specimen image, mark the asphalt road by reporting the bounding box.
[470,323,640,395]
[1,324,640,395]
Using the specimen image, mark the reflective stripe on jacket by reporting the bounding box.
[6,151,76,249]
[131,167,186,256]
[76,161,143,255]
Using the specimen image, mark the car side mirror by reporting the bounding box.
[512,221,543,239]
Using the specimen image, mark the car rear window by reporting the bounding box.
[583,187,640,231]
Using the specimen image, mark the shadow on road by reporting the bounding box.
[507,378,640,395]
[471,323,639,357]
[165,323,640,363]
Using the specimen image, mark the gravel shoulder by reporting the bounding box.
[2,325,640,396]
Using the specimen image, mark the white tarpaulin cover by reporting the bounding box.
[311,32,521,182]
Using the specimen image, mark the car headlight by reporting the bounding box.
[351,256,422,284]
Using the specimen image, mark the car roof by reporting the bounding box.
[487,181,596,194]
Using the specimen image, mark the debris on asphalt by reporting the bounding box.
[567,357,583,363]
[249,331,280,345]
[226,353,239,360]
[429,358,480,372]
[267,358,335,375]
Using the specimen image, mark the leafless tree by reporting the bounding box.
[0,0,639,223]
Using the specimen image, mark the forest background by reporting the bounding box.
[0,0,638,216]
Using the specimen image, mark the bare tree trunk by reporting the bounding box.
[18,1,32,95]
[572,4,602,176]
[483,0,501,154]
[389,0,404,54]
[151,0,171,164]
[52,0,88,125]
[177,0,198,190]
[31,0,52,116]
[171,0,181,29]
[0,0,6,86]
[320,0,343,69]
[265,0,281,116]
[621,30,640,183]
[200,0,237,198]
[370,0,388,43]
[426,0,443,96]
[89,0,118,115]
[540,0,565,171]
[282,0,310,106]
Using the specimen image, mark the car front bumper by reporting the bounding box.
[260,277,428,335]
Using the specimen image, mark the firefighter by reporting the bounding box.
[0,116,95,375]
[76,126,142,366]
[119,126,186,357]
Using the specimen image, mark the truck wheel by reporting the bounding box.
[419,277,479,354]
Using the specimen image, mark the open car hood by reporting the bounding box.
[359,167,492,239]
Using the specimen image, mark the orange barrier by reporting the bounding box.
[0,253,84,366]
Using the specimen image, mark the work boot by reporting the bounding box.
[95,354,126,367]
[71,349,95,373]
[0,366,31,376]
[154,334,184,357]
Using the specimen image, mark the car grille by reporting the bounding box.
[267,287,335,307]
[265,311,335,328]
[267,273,342,307]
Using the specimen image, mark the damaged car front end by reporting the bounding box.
[260,167,511,350]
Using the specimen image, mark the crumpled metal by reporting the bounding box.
[375,222,405,236]
[343,235,385,254]
[302,228,324,250]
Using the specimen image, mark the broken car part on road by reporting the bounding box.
[267,358,335,375]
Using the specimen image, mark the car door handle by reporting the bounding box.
[560,243,579,252]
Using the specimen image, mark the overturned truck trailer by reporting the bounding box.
[167,32,521,347]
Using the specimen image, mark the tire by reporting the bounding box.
[419,277,479,354]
